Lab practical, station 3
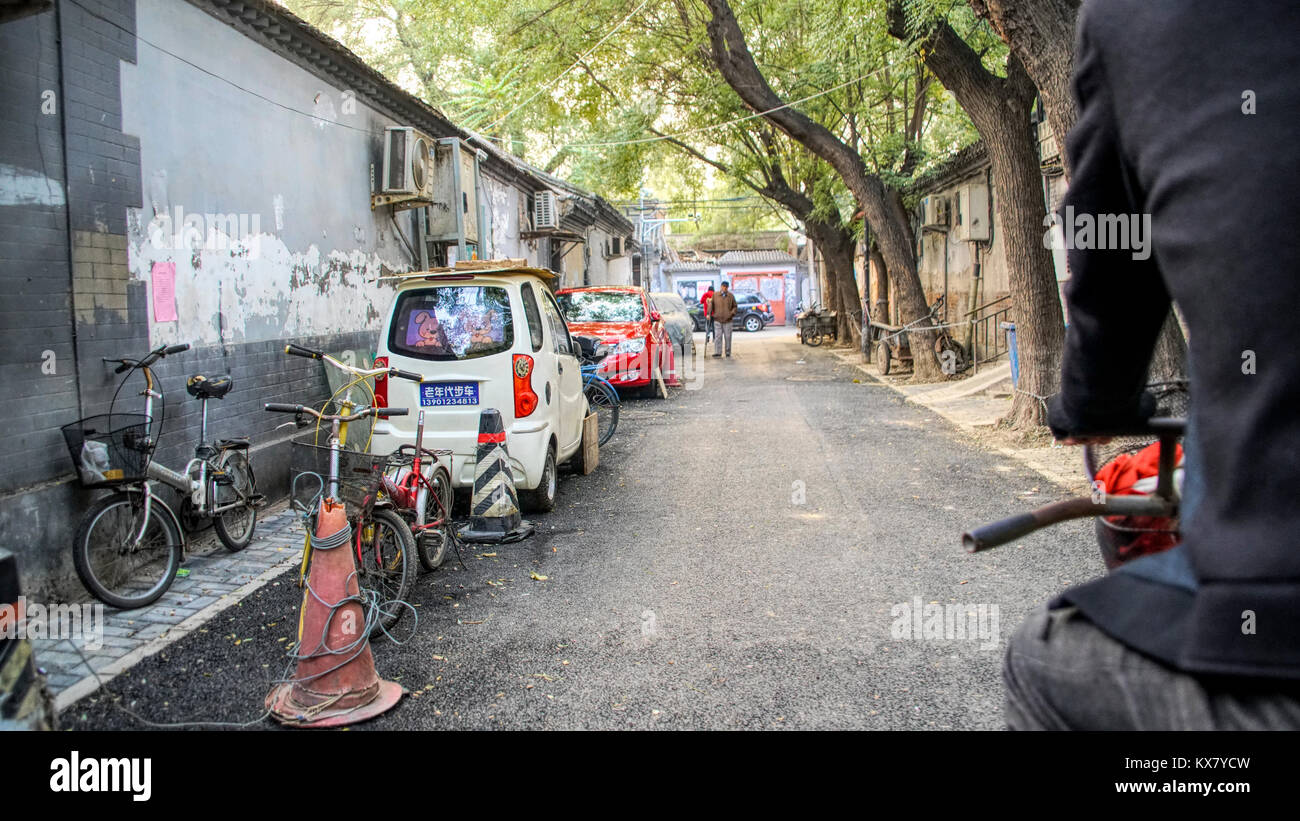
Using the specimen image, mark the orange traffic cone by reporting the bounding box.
[265,500,403,727]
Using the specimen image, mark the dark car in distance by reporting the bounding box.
[687,291,775,333]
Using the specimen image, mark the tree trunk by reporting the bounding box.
[889,9,1065,427]
[703,0,943,378]
[969,0,1080,178]
[970,0,1190,385]
[807,218,862,348]
[1146,309,1188,383]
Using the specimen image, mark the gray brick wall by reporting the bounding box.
[0,9,77,496]
[0,2,387,599]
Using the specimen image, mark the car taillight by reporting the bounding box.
[513,354,538,417]
[373,356,388,408]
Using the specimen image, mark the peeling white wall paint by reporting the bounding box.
[127,212,407,348]
[0,162,66,207]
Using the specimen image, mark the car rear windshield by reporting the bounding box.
[388,286,514,361]
[557,290,644,322]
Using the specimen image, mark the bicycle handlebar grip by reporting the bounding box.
[284,343,323,360]
[114,362,131,374]
[164,343,191,355]
[375,407,408,417]
[962,513,1040,553]
[390,368,423,382]
[264,403,302,413]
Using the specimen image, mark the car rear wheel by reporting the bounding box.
[744,315,763,332]
[520,443,557,513]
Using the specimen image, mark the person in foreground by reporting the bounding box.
[1003,0,1300,730]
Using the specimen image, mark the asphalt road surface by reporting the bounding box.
[69,327,1100,730]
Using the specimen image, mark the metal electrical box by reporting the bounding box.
[426,139,482,253]
[953,183,990,242]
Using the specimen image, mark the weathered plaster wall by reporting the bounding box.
[121,0,414,350]
[916,173,1011,315]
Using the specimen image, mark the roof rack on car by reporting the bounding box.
[377,259,558,284]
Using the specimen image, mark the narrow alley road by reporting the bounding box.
[70,327,1100,730]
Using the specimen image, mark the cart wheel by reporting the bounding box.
[804,329,823,347]
[878,340,892,375]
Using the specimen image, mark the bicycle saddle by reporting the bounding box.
[187,373,233,399]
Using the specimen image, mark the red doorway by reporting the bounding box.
[730,273,787,325]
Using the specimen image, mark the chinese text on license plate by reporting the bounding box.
[420,381,479,407]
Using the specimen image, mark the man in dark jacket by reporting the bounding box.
[1003,0,1300,729]
[709,281,738,358]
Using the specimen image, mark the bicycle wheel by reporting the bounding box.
[74,491,183,609]
[584,379,620,446]
[355,508,416,639]
[416,466,453,572]
[212,450,257,552]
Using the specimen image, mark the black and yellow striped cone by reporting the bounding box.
[457,409,535,544]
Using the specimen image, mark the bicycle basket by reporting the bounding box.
[290,437,399,517]
[1085,381,1189,567]
[61,413,154,488]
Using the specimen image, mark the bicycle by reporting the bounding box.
[573,335,619,447]
[379,409,456,572]
[963,387,1187,564]
[64,343,262,609]
[796,302,837,347]
[267,343,423,638]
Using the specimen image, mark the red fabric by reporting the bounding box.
[1094,440,1181,496]
[1095,440,1182,564]
[700,289,714,317]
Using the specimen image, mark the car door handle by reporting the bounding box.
[558,361,564,374]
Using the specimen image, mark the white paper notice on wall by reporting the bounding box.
[152,261,177,322]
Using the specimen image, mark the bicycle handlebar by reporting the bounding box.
[283,343,424,383]
[963,494,1179,552]
[284,343,323,360]
[263,403,408,421]
[106,342,192,373]
[962,416,1187,553]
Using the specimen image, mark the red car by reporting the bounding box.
[556,286,680,392]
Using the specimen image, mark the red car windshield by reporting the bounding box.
[558,291,644,323]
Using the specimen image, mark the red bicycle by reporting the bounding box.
[380,410,456,572]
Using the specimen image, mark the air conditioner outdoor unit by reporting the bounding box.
[922,196,950,228]
[534,191,559,230]
[381,126,434,200]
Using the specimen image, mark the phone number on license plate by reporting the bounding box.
[420,382,479,406]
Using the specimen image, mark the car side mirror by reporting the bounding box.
[650,310,662,322]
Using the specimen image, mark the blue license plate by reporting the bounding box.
[419,381,479,407]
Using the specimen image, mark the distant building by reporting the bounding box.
[664,260,720,305]
[717,251,799,326]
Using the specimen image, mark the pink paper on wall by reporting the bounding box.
[151,262,177,322]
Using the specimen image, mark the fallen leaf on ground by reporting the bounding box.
[530,572,548,581]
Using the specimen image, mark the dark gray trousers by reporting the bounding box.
[1004,604,1300,730]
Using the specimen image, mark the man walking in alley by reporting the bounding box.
[709,281,737,358]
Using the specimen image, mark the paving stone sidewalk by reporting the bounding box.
[33,502,303,711]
